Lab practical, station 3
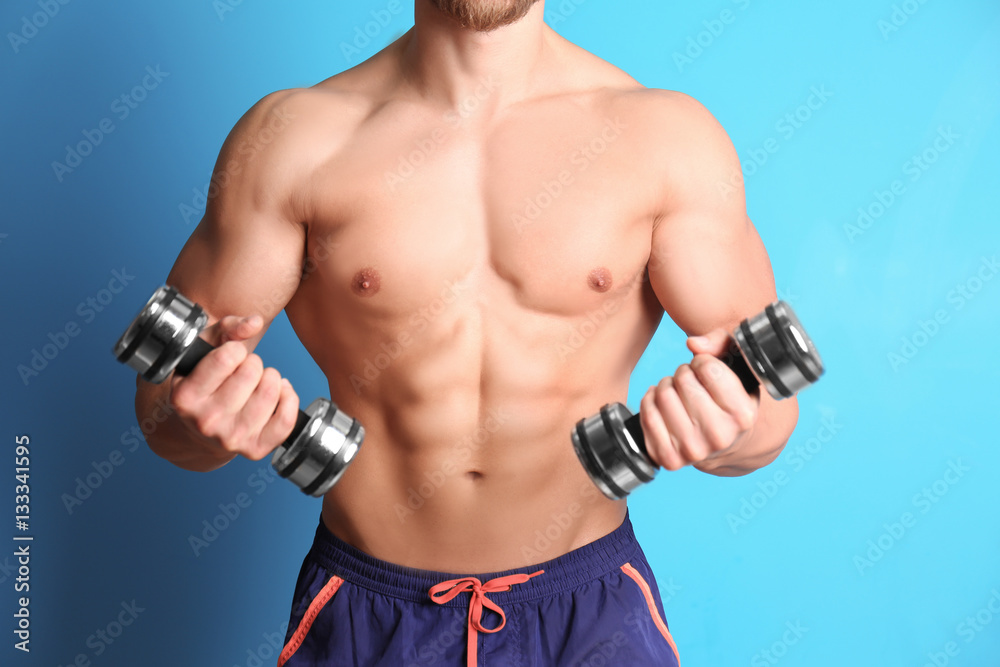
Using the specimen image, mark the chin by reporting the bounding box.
[428,0,541,32]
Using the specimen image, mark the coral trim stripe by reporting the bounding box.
[621,563,680,665]
[278,576,344,667]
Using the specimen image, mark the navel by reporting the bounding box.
[351,267,381,297]
[588,267,613,293]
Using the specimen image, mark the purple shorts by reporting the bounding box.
[278,513,681,666]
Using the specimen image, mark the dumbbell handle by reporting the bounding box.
[620,340,760,454]
[172,336,312,446]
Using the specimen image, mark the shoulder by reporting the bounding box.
[611,88,735,155]
[209,80,377,216]
[554,41,736,161]
[607,88,743,208]
[221,84,369,168]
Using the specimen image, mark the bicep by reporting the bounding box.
[649,211,777,336]
[646,93,778,335]
[165,92,306,345]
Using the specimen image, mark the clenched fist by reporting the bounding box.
[168,314,300,463]
[638,328,760,472]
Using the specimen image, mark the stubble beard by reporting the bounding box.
[427,0,541,32]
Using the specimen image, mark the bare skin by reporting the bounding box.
[136,0,798,573]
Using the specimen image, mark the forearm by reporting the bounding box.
[134,378,236,473]
[695,395,799,477]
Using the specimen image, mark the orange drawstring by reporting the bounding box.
[429,570,544,667]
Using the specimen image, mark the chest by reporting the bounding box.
[303,109,657,318]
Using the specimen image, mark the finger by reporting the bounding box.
[212,352,265,419]
[639,387,684,472]
[234,367,285,459]
[691,354,758,430]
[674,364,743,454]
[257,378,301,457]
[219,314,264,344]
[686,327,732,357]
[670,365,720,459]
[171,340,248,408]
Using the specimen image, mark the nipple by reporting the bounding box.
[352,267,381,297]
[588,268,613,293]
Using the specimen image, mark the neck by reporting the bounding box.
[401,0,551,108]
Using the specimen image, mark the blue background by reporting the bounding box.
[2,1,998,665]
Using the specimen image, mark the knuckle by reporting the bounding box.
[217,432,242,454]
[653,381,674,407]
[170,387,193,415]
[235,354,263,380]
[675,366,698,391]
[245,353,264,373]
[701,358,726,381]
[679,437,704,461]
[214,343,243,369]
[259,368,282,400]
[663,459,684,472]
[705,426,731,451]
[195,410,222,437]
[244,447,267,462]
[736,407,756,430]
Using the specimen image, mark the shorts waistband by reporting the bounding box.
[305,513,640,607]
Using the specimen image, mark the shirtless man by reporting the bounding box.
[134,1,799,664]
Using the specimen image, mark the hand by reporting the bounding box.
[168,314,300,462]
[638,328,760,471]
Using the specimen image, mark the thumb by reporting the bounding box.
[215,314,264,345]
[686,327,732,357]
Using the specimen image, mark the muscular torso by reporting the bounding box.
[242,34,677,572]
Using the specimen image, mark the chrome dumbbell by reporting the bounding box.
[113,286,364,497]
[572,301,824,500]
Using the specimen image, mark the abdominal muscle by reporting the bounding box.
[285,262,656,573]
